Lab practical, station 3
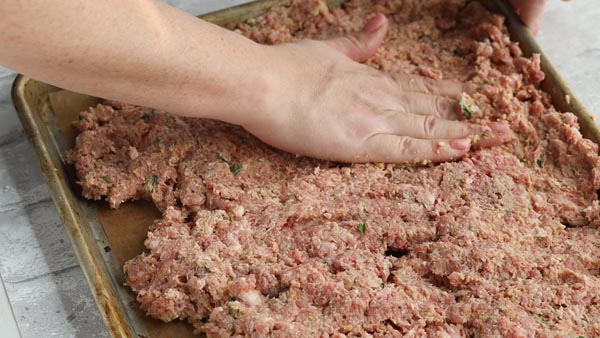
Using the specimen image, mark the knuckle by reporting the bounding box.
[407,77,419,92]
[433,96,454,118]
[396,136,419,157]
[422,78,437,94]
[343,35,366,51]
[422,115,438,137]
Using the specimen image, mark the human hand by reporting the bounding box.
[242,14,510,164]
[509,0,547,35]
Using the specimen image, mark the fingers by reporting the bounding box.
[362,134,471,163]
[354,121,512,164]
[385,92,459,120]
[383,74,467,120]
[383,111,486,140]
[324,13,389,62]
[509,0,547,34]
[391,74,464,98]
[473,121,513,148]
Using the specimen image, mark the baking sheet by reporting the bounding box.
[11,1,599,337]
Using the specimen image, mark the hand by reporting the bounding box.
[241,14,509,164]
[509,0,547,35]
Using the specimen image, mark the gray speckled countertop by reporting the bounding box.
[0,1,598,337]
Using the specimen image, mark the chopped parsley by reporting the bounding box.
[505,210,513,216]
[452,49,465,57]
[230,163,243,175]
[459,96,473,118]
[151,175,158,186]
[216,154,242,175]
[380,282,386,289]
[248,21,262,28]
[357,223,367,235]
[561,116,567,123]
[100,176,113,184]
[141,108,155,120]
[78,114,84,121]
[216,154,228,163]
[536,158,544,168]
[538,314,548,322]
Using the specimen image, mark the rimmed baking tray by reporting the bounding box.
[11,1,599,337]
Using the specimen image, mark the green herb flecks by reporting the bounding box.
[453,49,465,57]
[216,154,228,163]
[217,154,242,175]
[141,108,155,120]
[505,210,513,217]
[101,176,113,184]
[536,158,544,168]
[78,114,84,121]
[538,314,548,322]
[459,96,473,118]
[561,116,567,123]
[151,175,158,186]
[248,21,262,28]
[230,163,243,175]
[357,223,367,235]
[380,282,386,289]
[152,137,160,146]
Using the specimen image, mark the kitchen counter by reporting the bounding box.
[0,1,598,337]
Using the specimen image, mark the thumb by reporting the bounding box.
[509,0,546,35]
[324,13,389,62]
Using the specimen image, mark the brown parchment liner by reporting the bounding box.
[11,0,599,337]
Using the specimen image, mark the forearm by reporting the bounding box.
[1,1,510,164]
[0,0,273,123]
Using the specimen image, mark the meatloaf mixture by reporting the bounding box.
[67,0,600,337]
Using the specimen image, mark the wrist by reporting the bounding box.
[216,43,289,129]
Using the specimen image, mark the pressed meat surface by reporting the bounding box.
[67,1,600,337]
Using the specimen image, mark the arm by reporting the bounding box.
[0,0,271,123]
[0,0,508,163]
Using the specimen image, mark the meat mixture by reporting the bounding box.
[67,0,600,337]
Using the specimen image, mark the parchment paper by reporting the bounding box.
[48,90,199,338]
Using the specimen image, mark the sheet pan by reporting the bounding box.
[11,1,599,337]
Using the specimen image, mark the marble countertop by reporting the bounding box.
[0,1,598,337]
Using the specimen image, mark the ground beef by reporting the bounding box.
[67,0,600,337]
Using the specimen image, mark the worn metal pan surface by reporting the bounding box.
[11,1,598,337]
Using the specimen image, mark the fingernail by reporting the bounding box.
[363,13,387,33]
[462,83,478,95]
[450,138,471,151]
[488,121,510,136]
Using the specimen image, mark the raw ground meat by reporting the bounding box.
[67,0,600,337]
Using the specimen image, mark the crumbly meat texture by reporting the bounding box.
[67,1,600,337]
